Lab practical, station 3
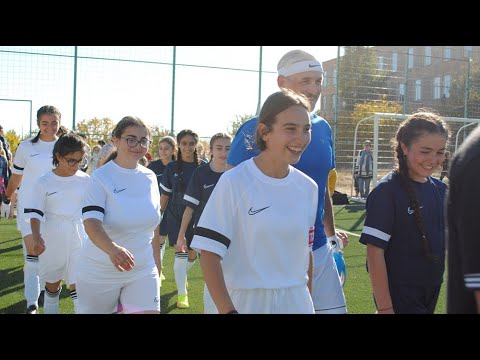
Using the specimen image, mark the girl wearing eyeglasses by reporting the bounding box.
[3,105,62,314]
[77,116,161,314]
[22,133,90,313]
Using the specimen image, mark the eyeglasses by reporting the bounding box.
[64,157,87,167]
[121,137,151,149]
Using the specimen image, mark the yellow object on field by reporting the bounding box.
[328,168,337,195]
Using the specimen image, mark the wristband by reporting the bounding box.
[327,235,343,250]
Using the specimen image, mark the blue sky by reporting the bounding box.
[0,46,339,138]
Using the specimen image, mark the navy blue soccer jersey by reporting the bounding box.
[359,171,446,287]
[160,161,199,223]
[183,162,223,227]
[147,160,167,189]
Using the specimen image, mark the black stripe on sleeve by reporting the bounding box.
[82,206,105,214]
[194,226,231,248]
[13,164,24,171]
[24,208,44,217]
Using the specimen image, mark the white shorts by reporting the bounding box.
[229,285,314,314]
[76,270,160,314]
[203,283,218,314]
[312,243,347,314]
[39,218,84,286]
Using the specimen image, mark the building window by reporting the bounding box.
[434,77,441,99]
[444,46,451,61]
[378,56,384,70]
[408,48,414,69]
[333,69,337,84]
[392,51,398,72]
[464,46,473,58]
[332,95,336,111]
[425,46,431,65]
[444,75,451,98]
[415,79,422,101]
[322,95,326,111]
[323,70,328,86]
[399,83,405,101]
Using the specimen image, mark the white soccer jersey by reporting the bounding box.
[22,170,90,232]
[12,138,56,199]
[191,158,318,290]
[78,160,161,283]
[22,170,90,284]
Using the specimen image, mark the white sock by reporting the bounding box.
[187,258,196,272]
[24,255,40,308]
[174,252,188,295]
[70,289,79,314]
[160,239,166,263]
[44,287,61,314]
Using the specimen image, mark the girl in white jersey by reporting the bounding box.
[23,133,90,313]
[191,89,318,314]
[4,105,61,314]
[76,116,161,314]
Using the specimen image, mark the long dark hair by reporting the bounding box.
[393,109,449,262]
[175,129,200,192]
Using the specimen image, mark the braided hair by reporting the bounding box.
[393,110,449,263]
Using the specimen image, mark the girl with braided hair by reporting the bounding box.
[160,129,203,308]
[359,110,449,314]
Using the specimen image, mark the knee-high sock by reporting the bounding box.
[159,240,166,268]
[24,255,40,307]
[174,252,188,295]
[44,287,61,314]
[187,257,196,272]
[70,289,79,314]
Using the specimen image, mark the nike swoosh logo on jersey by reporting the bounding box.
[309,64,320,68]
[114,188,127,194]
[203,184,215,189]
[407,206,423,215]
[248,206,270,215]
[30,153,40,157]
[46,191,58,196]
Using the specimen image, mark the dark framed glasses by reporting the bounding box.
[121,137,151,149]
[64,156,87,167]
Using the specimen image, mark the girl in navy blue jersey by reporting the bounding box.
[149,136,176,282]
[176,132,231,313]
[359,110,450,314]
[160,129,202,309]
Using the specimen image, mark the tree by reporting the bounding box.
[228,114,254,138]
[338,46,391,111]
[5,130,24,155]
[445,60,480,118]
[148,125,171,160]
[76,117,116,148]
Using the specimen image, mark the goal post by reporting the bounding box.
[350,112,480,197]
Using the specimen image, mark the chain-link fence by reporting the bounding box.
[318,46,480,194]
[1,46,479,189]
